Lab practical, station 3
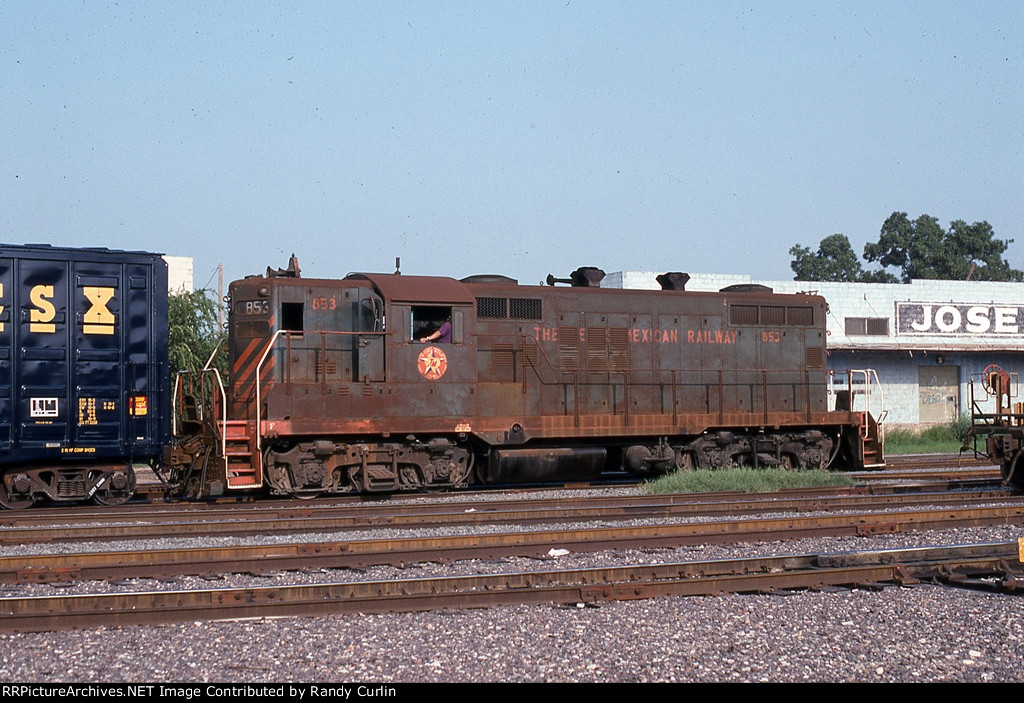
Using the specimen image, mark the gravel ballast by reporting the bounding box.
[0,586,1020,682]
[1,487,1022,683]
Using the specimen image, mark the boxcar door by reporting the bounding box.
[17,257,70,450]
[0,257,12,450]
[72,261,124,451]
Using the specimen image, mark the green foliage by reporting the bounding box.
[864,212,1023,282]
[883,415,972,455]
[168,289,226,378]
[643,467,855,494]
[791,211,1023,283]
[789,233,885,282]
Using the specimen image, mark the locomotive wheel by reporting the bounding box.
[290,490,323,500]
[93,467,137,506]
[0,474,35,510]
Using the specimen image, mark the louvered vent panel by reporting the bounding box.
[493,343,514,367]
[558,327,579,371]
[524,339,538,366]
[609,328,630,371]
[315,359,337,376]
[806,347,824,368]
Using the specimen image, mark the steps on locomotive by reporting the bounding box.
[220,420,262,489]
[859,413,886,469]
[861,441,884,468]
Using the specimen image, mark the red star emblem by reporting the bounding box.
[417,346,448,380]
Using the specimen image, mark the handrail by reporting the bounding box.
[203,366,229,464]
[967,369,1021,427]
[252,329,387,464]
[171,371,184,436]
[202,338,225,372]
[254,329,287,465]
[840,368,886,446]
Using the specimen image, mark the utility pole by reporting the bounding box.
[217,263,224,328]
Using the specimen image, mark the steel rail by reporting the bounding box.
[1,542,1019,633]
[3,488,1023,545]
[8,480,1013,522]
[4,503,1024,584]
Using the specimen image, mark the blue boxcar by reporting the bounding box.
[0,244,170,508]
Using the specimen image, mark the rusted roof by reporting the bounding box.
[345,273,475,305]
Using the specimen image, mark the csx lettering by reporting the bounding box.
[19,285,121,335]
[29,285,56,333]
[83,286,116,335]
[311,296,337,311]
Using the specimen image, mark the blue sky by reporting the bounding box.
[2,1,1022,289]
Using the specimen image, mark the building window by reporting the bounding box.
[845,317,889,336]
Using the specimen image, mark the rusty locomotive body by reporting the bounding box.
[166,262,884,499]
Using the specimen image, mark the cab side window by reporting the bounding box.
[411,306,450,340]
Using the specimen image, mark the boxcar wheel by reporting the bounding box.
[0,473,35,510]
[93,467,137,507]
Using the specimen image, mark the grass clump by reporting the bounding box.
[884,414,971,455]
[643,467,855,494]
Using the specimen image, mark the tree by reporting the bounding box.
[168,289,226,379]
[863,212,1023,282]
[789,233,894,282]
[790,212,1023,283]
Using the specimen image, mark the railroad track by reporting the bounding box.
[2,484,1019,544]
[2,542,1020,632]
[4,472,1023,633]
[5,498,1024,583]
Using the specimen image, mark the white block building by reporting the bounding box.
[609,271,1024,429]
[164,256,193,293]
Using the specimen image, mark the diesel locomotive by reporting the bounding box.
[0,244,887,508]
[163,258,885,500]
